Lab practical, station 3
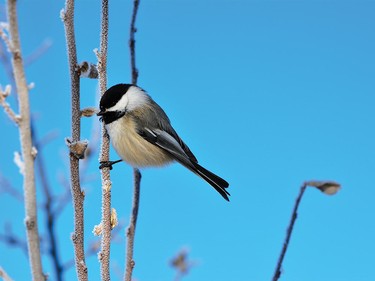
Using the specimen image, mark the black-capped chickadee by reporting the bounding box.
[97,84,230,201]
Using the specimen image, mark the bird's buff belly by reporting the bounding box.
[106,120,173,167]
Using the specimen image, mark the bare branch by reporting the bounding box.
[24,38,52,66]
[0,223,28,256]
[124,169,141,281]
[6,0,45,279]
[63,221,124,271]
[272,183,307,281]
[31,123,64,281]
[96,0,112,280]
[0,173,23,201]
[61,0,88,279]
[125,1,142,280]
[0,266,14,281]
[129,0,140,85]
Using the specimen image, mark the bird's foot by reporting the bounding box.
[99,159,122,170]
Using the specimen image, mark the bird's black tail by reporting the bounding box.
[192,162,230,201]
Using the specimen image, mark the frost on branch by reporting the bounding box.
[13,151,25,175]
[0,85,20,124]
[0,22,12,52]
[65,138,88,159]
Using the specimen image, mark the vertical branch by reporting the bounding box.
[129,0,140,85]
[61,0,88,280]
[125,1,142,280]
[32,124,63,281]
[272,183,307,281]
[6,0,45,280]
[96,0,111,280]
[124,169,141,281]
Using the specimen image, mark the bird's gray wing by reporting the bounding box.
[139,128,197,171]
[139,127,230,201]
[161,125,198,163]
[132,98,198,163]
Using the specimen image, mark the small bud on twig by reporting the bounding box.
[92,224,103,236]
[65,138,88,159]
[306,180,341,195]
[31,146,38,159]
[80,107,98,117]
[59,9,66,22]
[0,85,20,124]
[110,208,118,229]
[92,208,118,236]
[103,179,112,192]
[28,82,35,90]
[77,61,98,79]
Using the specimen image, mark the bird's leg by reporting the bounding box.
[99,159,123,170]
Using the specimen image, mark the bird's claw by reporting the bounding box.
[99,161,114,170]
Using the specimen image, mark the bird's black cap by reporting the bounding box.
[99,84,133,111]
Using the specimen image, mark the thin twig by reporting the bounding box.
[61,1,88,280]
[0,223,29,256]
[96,0,111,280]
[63,221,124,271]
[0,266,14,281]
[125,1,142,280]
[24,39,52,66]
[272,183,307,281]
[32,123,63,281]
[0,85,20,124]
[6,0,45,279]
[124,169,141,281]
[129,0,140,85]
[0,173,23,201]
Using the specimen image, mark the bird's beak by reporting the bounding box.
[97,110,105,116]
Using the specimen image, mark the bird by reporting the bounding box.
[97,83,230,201]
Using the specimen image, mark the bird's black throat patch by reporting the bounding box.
[99,110,126,124]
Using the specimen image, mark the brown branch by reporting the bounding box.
[61,0,88,280]
[96,0,111,280]
[125,2,142,280]
[124,169,141,281]
[6,0,45,279]
[272,183,307,281]
[31,123,63,281]
[129,0,140,85]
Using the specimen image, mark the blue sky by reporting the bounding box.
[1,0,374,280]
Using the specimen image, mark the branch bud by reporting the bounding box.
[65,138,88,159]
[77,61,98,79]
[306,180,341,195]
[80,107,98,117]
